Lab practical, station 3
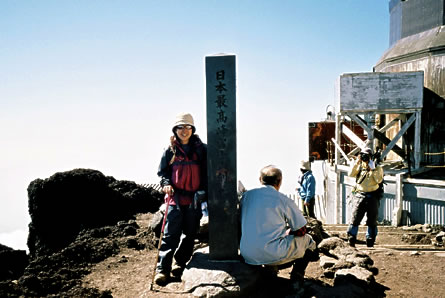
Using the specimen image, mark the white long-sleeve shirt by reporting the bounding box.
[239,185,308,265]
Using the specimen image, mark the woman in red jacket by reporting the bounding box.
[154,112,207,285]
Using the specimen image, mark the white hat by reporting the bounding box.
[360,147,373,155]
[300,160,311,171]
[173,113,195,129]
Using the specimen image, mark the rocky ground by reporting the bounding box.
[1,168,444,297]
[1,212,444,297]
[82,215,445,298]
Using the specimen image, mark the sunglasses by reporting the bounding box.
[176,125,193,130]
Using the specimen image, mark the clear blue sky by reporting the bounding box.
[0,1,390,250]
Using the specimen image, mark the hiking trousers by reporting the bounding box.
[301,197,316,219]
[347,190,380,240]
[156,203,202,274]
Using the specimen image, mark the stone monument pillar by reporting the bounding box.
[205,54,238,260]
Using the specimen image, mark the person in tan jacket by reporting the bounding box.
[346,147,384,248]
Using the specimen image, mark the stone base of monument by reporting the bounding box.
[182,247,261,297]
[181,236,387,297]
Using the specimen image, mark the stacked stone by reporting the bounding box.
[318,237,380,291]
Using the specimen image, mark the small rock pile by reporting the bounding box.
[318,237,377,281]
[435,231,445,247]
[401,223,445,247]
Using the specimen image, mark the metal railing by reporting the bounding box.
[139,183,162,192]
[286,193,327,222]
[424,150,445,168]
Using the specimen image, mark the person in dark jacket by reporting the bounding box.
[154,112,207,285]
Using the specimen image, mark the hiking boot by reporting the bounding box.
[291,272,305,296]
[305,247,320,262]
[366,238,375,248]
[171,263,185,278]
[154,272,168,286]
[290,270,305,283]
[348,235,356,247]
[262,265,279,278]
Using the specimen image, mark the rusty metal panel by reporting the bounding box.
[309,121,335,160]
[339,72,424,112]
[309,121,365,161]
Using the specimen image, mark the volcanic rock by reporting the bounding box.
[27,168,163,257]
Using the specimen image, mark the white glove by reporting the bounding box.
[201,201,208,217]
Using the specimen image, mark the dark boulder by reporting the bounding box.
[0,243,28,281]
[27,168,163,257]
[306,216,331,244]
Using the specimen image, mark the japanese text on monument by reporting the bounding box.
[215,70,228,155]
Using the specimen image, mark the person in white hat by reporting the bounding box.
[346,147,384,248]
[154,112,207,285]
[296,160,316,219]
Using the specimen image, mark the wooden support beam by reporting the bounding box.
[335,114,341,165]
[379,116,400,133]
[334,113,341,223]
[347,140,370,158]
[392,173,404,227]
[341,123,366,150]
[373,128,406,159]
[331,138,351,164]
[381,113,416,160]
[348,114,372,136]
[414,110,422,169]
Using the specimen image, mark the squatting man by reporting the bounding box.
[240,165,319,281]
